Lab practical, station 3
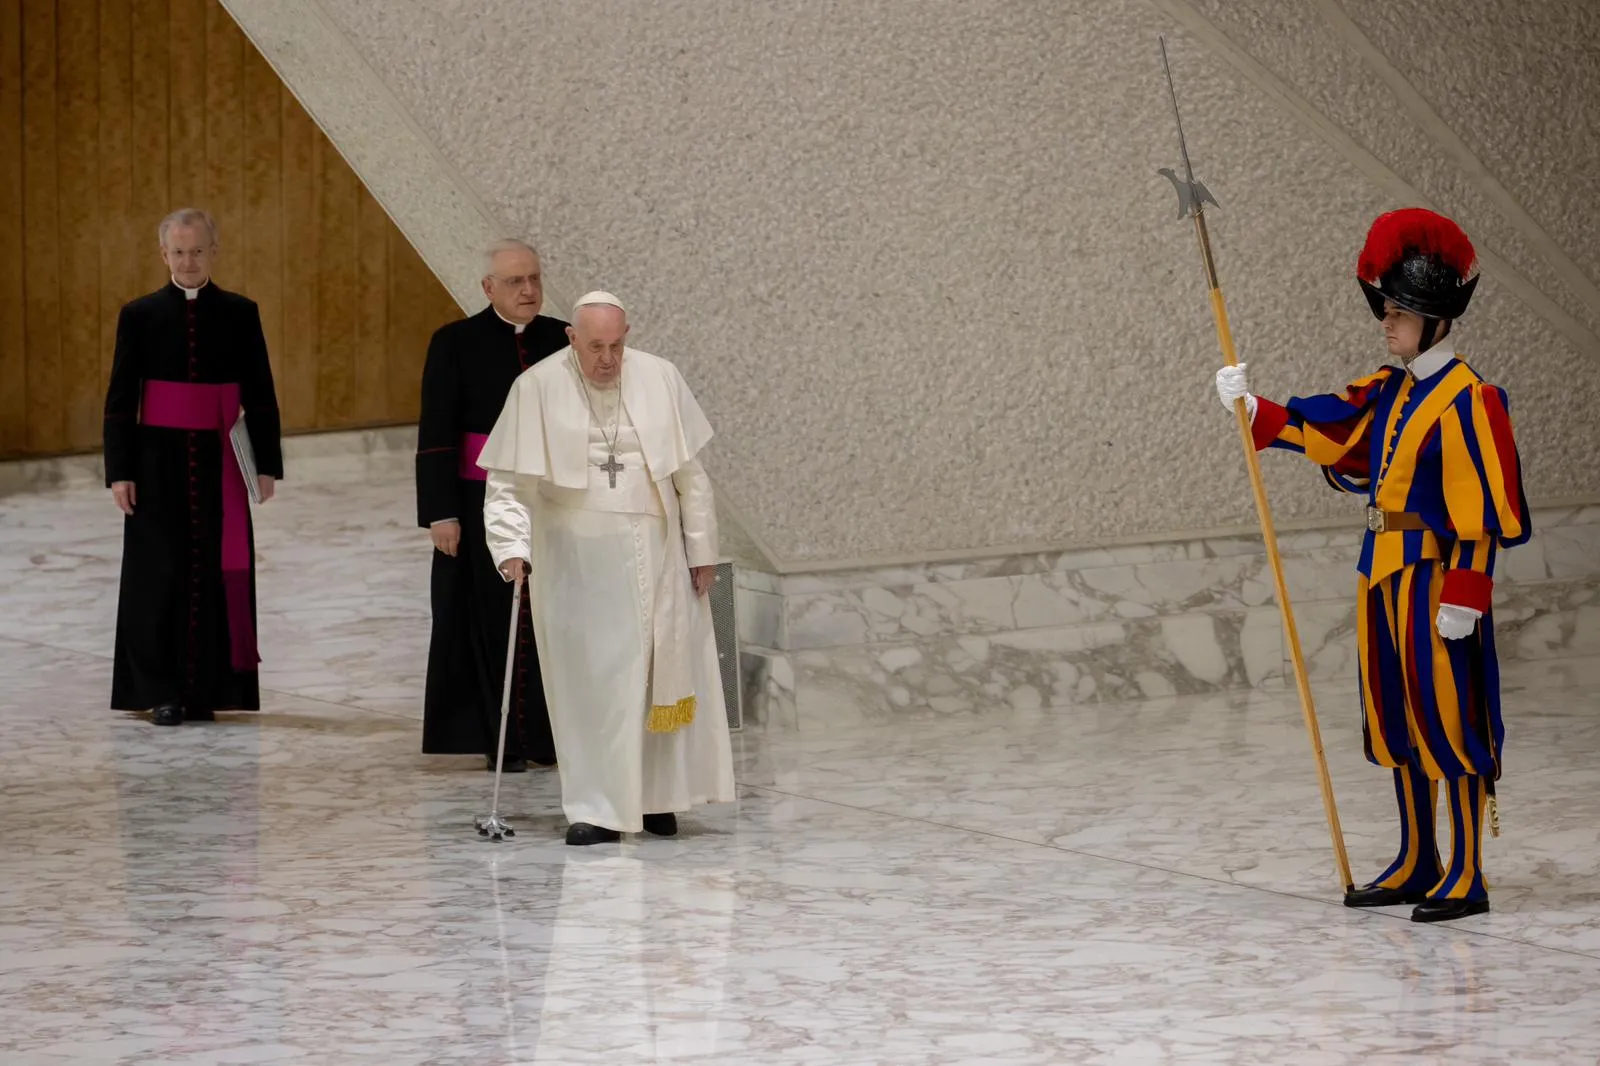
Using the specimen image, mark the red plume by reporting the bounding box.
[1357,208,1477,282]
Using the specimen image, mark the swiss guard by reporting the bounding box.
[1214,208,1531,923]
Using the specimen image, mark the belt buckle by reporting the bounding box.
[1365,506,1386,534]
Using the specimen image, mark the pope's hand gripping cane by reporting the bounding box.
[475,577,523,842]
[1157,37,1353,894]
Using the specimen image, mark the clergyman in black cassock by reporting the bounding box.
[104,209,283,726]
[417,239,565,771]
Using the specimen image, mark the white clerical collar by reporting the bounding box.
[1407,337,1456,380]
[173,277,208,301]
[492,307,528,335]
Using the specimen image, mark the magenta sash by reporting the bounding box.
[139,380,259,671]
[459,432,490,481]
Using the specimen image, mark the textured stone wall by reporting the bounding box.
[224,0,1600,569]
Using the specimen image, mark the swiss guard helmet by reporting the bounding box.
[1357,208,1479,325]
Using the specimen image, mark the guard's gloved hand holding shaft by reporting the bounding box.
[1436,603,1481,640]
[1215,363,1258,421]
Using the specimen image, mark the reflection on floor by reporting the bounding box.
[2,456,1598,1064]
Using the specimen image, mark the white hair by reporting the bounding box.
[158,208,218,249]
[484,238,539,275]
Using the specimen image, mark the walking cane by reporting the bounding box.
[1156,37,1354,894]
[475,576,523,842]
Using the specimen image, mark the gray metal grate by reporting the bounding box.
[707,561,742,730]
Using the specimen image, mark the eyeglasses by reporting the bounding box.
[491,274,541,288]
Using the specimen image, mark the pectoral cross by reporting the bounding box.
[599,453,624,488]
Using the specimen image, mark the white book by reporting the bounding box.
[230,412,262,505]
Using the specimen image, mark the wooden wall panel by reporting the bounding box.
[166,0,206,211]
[97,0,135,390]
[57,0,100,446]
[387,233,439,421]
[0,0,27,456]
[355,191,390,426]
[129,0,170,297]
[202,2,242,248]
[313,135,356,427]
[21,0,61,455]
[241,44,281,404]
[0,0,464,460]
[278,97,317,432]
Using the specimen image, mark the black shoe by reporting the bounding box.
[1344,884,1430,908]
[485,756,528,773]
[152,704,184,727]
[565,823,622,846]
[185,708,215,722]
[642,813,678,837]
[1411,898,1490,923]
[531,754,557,768]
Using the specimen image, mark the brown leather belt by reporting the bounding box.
[1365,507,1428,533]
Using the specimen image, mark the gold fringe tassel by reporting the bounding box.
[646,695,696,734]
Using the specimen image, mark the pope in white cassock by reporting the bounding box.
[479,290,736,846]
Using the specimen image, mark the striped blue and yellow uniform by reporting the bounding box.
[1252,354,1530,901]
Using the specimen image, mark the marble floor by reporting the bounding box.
[2,454,1599,1064]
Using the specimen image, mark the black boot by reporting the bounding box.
[485,755,528,773]
[151,703,184,726]
[1343,885,1429,908]
[185,708,215,722]
[1412,898,1490,923]
[642,813,678,837]
[565,823,621,846]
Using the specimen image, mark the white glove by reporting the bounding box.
[1436,603,1481,640]
[1215,364,1258,421]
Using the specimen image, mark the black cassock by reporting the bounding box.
[103,282,284,713]
[417,308,568,762]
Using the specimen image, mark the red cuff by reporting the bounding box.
[1251,398,1289,451]
[1441,568,1493,614]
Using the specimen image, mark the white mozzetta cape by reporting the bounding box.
[476,347,713,485]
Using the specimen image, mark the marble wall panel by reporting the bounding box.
[735,506,1600,729]
[741,506,1597,650]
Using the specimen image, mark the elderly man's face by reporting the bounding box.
[162,224,214,288]
[481,248,543,324]
[567,304,628,387]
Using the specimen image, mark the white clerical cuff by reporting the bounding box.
[683,537,718,568]
[430,518,458,526]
